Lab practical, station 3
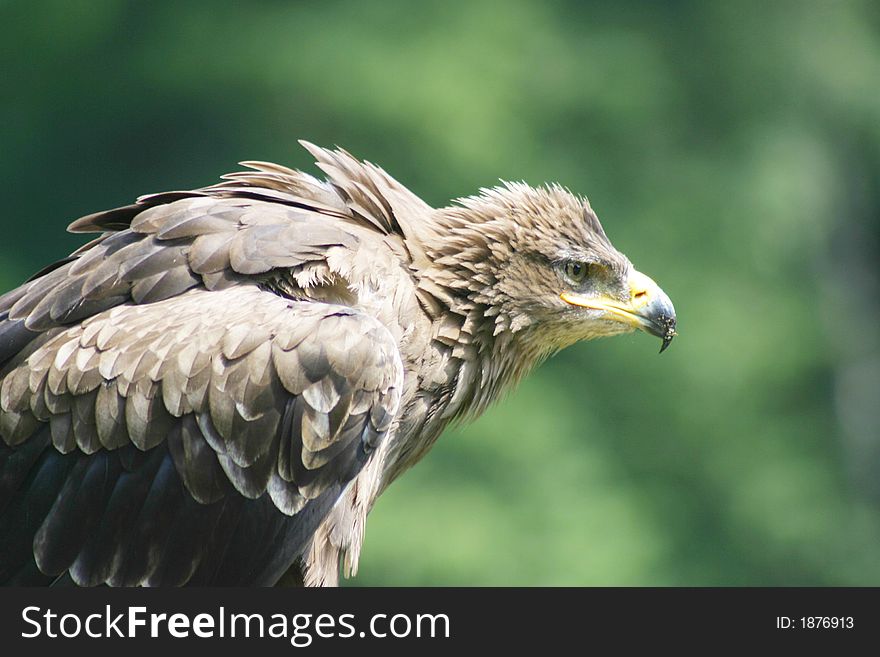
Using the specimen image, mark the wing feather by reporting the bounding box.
[0,142,417,586]
[0,286,403,585]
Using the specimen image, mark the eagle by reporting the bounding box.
[0,141,675,586]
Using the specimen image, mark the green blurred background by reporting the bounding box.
[2,0,879,585]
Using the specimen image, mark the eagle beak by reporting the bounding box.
[560,270,677,352]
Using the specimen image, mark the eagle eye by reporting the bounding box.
[563,260,591,284]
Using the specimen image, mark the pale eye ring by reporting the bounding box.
[563,260,590,283]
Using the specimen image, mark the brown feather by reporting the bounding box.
[0,139,672,589]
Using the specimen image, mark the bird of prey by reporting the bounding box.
[0,141,676,586]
